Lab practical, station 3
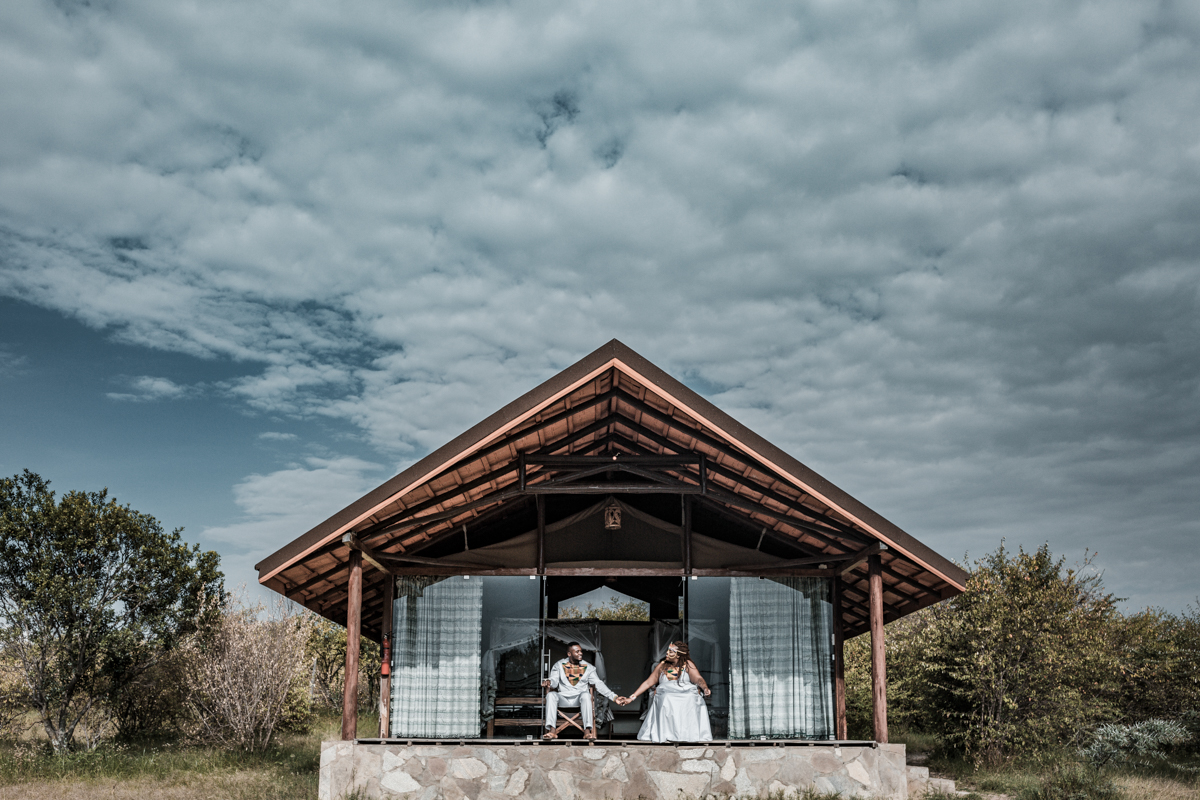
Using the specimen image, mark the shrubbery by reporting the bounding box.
[184,597,313,752]
[305,616,381,716]
[1081,719,1192,770]
[0,470,223,752]
[0,472,384,754]
[846,543,1200,767]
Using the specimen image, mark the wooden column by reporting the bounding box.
[378,574,393,739]
[341,549,363,741]
[868,554,888,744]
[682,496,692,575]
[536,495,546,575]
[832,576,847,740]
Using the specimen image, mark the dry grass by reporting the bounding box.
[0,771,316,800]
[0,752,318,800]
[1116,774,1200,800]
[0,711,363,800]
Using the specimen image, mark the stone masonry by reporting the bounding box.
[318,741,910,800]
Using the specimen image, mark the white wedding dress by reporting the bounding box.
[636,668,713,742]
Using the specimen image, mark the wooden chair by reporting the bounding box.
[548,685,597,739]
[486,696,544,738]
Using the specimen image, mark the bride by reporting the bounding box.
[620,640,712,742]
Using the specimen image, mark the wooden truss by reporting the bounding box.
[255,340,968,746]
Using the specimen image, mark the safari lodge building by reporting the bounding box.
[257,340,967,799]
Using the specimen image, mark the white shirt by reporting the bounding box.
[547,658,617,701]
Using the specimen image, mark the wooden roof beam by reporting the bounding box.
[357,422,619,561]
[361,432,619,566]
[449,388,617,470]
[363,416,616,541]
[389,494,537,559]
[837,543,888,576]
[840,576,913,614]
[373,391,620,534]
[609,394,876,542]
[603,432,829,560]
[606,414,870,548]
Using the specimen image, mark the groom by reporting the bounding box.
[542,642,626,739]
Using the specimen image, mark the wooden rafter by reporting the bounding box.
[258,340,968,643]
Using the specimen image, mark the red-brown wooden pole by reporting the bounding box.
[832,576,847,740]
[341,549,363,741]
[868,554,888,744]
[379,574,393,738]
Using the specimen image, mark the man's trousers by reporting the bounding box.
[544,690,594,729]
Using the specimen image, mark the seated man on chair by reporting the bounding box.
[541,642,624,739]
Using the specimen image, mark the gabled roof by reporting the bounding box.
[257,339,967,638]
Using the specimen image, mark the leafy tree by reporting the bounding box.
[846,543,1123,763]
[558,596,649,621]
[0,470,223,752]
[1109,605,1200,726]
[922,545,1120,762]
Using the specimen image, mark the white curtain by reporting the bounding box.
[728,577,834,740]
[390,576,484,738]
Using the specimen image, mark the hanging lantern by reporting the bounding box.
[603,499,622,530]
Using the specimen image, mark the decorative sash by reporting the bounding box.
[563,663,587,686]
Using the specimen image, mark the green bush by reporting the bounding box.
[847,543,1125,763]
[1081,719,1191,769]
[304,616,381,714]
[277,676,315,734]
[845,544,1200,766]
[106,647,192,739]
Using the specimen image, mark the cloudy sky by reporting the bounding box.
[1,0,1198,612]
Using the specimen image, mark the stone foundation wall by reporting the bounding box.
[318,741,908,800]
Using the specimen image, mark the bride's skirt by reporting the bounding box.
[636,683,713,742]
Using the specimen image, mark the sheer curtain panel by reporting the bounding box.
[390,576,484,738]
[728,577,834,739]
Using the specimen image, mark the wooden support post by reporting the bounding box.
[379,574,393,739]
[868,553,888,744]
[536,495,545,575]
[832,576,847,740]
[682,496,692,575]
[341,549,363,741]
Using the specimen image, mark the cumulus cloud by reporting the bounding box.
[200,456,387,596]
[106,374,192,402]
[0,0,1198,608]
